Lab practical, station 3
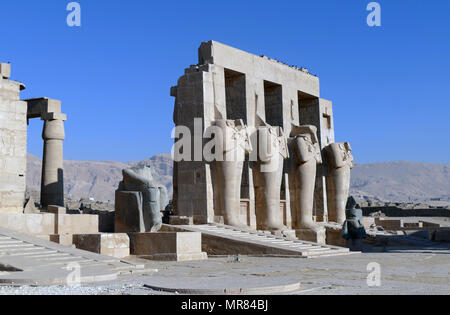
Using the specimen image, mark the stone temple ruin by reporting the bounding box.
[171,41,354,243]
[0,63,66,213]
[0,41,363,285]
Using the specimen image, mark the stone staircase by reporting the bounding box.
[163,224,351,258]
[0,227,154,285]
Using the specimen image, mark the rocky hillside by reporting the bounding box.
[27,153,173,203]
[350,161,450,204]
[27,154,449,204]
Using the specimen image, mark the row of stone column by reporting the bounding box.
[212,118,353,242]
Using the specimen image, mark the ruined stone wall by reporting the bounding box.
[172,41,335,226]
[0,64,27,213]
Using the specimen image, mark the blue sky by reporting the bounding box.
[1,0,449,163]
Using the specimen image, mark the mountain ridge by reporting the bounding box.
[26,154,450,204]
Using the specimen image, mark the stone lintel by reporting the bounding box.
[25,97,62,119]
[41,112,67,121]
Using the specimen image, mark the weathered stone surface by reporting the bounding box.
[375,218,404,230]
[288,125,325,243]
[0,64,27,214]
[170,41,353,234]
[0,63,11,79]
[252,120,289,232]
[73,233,130,258]
[169,216,194,225]
[129,232,207,261]
[324,142,354,224]
[211,119,251,228]
[115,165,167,233]
[23,197,39,214]
[49,233,73,246]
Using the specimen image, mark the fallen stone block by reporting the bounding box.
[73,233,130,258]
[129,232,207,261]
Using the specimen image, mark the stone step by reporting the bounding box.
[165,223,351,258]
[29,253,72,259]
[7,250,59,257]
[0,244,36,249]
[0,227,148,285]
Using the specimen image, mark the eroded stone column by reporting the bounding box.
[324,142,354,225]
[41,116,66,207]
[252,124,289,232]
[288,125,326,243]
[212,119,251,228]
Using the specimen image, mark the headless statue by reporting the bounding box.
[342,197,367,251]
[324,142,354,225]
[212,119,252,228]
[252,119,289,232]
[115,165,167,232]
[288,125,325,243]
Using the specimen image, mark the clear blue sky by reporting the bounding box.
[1,0,449,163]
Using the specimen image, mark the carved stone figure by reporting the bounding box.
[115,165,168,233]
[252,120,289,232]
[342,197,367,251]
[212,119,252,228]
[288,125,326,243]
[324,142,354,224]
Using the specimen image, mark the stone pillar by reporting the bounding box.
[324,142,354,225]
[298,98,335,222]
[0,63,27,214]
[252,124,289,232]
[288,125,326,244]
[212,119,252,228]
[41,115,66,207]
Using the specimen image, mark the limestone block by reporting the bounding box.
[325,224,348,247]
[0,213,55,235]
[73,233,130,258]
[0,63,11,79]
[296,227,326,244]
[375,219,404,230]
[404,222,423,228]
[50,234,73,246]
[169,216,194,225]
[129,232,207,261]
[55,214,99,235]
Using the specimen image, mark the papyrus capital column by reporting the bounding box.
[40,109,66,208]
